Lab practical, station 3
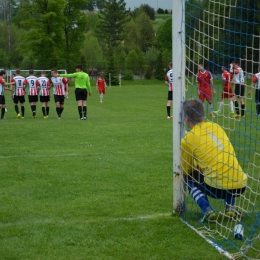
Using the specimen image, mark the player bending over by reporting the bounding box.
[181,99,247,222]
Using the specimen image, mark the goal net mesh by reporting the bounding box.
[179,0,260,259]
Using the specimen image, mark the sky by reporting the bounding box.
[124,0,172,10]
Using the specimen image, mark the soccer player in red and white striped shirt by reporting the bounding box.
[214,66,234,115]
[165,62,173,119]
[0,70,12,119]
[50,68,69,119]
[11,69,27,119]
[25,70,39,118]
[230,60,245,118]
[38,71,51,118]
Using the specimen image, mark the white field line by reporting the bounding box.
[0,213,172,227]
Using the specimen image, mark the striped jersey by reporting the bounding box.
[165,69,173,91]
[50,77,68,95]
[0,78,5,95]
[11,75,26,96]
[181,121,247,189]
[252,72,260,88]
[38,76,50,96]
[232,67,245,84]
[25,75,39,96]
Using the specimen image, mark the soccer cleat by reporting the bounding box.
[78,118,83,120]
[100,100,103,103]
[230,111,235,115]
[83,117,87,120]
[240,115,245,118]
[232,114,239,118]
[225,205,242,220]
[167,116,170,119]
[46,115,49,118]
[201,207,217,223]
[21,117,24,119]
[213,110,221,115]
[44,116,47,119]
[210,112,215,118]
[5,108,7,112]
[57,116,61,120]
[17,113,21,119]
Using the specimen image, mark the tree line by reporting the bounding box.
[0,0,172,84]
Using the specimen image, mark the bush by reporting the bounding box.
[145,66,152,79]
[123,70,134,80]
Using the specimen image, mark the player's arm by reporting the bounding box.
[196,76,200,96]
[86,75,92,96]
[210,78,216,95]
[165,75,169,86]
[181,138,193,176]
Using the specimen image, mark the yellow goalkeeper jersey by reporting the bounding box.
[181,121,247,189]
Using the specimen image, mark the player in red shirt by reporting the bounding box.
[96,73,107,103]
[214,66,234,115]
[196,64,216,118]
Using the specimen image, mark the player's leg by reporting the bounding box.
[186,170,216,222]
[13,95,20,118]
[205,90,214,117]
[166,91,172,118]
[54,95,61,119]
[0,96,6,119]
[82,89,87,119]
[233,84,240,117]
[240,85,245,117]
[255,89,260,116]
[20,96,25,118]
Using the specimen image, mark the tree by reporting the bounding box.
[14,0,88,70]
[105,52,119,86]
[96,0,129,51]
[157,8,164,14]
[81,34,104,70]
[140,4,155,20]
[144,46,160,71]
[124,12,155,53]
[62,0,88,71]
[157,18,172,51]
[155,52,165,80]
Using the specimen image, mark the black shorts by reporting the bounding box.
[40,96,50,103]
[167,91,173,101]
[54,95,65,105]
[0,95,5,105]
[234,84,245,97]
[75,88,87,101]
[28,95,38,103]
[13,95,25,104]
[188,170,246,199]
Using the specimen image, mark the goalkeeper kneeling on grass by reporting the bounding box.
[181,99,247,223]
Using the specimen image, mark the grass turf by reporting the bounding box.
[0,79,229,259]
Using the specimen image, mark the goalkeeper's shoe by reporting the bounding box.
[225,205,242,219]
[201,207,217,223]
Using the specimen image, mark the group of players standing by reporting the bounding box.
[0,68,69,120]
[0,64,108,120]
[165,60,260,118]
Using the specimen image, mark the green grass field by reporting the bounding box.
[0,79,229,260]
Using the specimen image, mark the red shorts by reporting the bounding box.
[199,88,212,103]
[99,87,105,94]
[221,85,233,99]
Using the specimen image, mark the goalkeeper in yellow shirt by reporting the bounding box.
[181,99,247,222]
